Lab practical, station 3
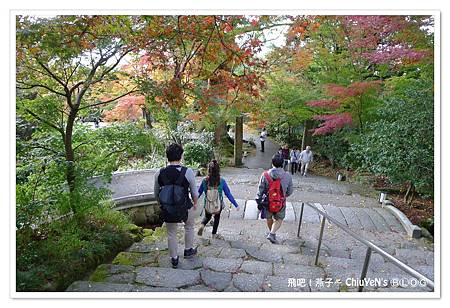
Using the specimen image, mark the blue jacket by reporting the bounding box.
[198,177,239,208]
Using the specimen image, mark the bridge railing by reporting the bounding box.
[296,202,435,292]
[112,192,157,211]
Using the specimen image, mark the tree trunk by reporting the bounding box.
[234,115,243,167]
[142,107,152,129]
[64,109,77,212]
[301,119,313,150]
[404,182,416,207]
[214,121,228,145]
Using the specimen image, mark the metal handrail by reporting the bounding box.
[296,202,435,292]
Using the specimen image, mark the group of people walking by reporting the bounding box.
[278,145,314,177]
[261,127,314,176]
[154,142,295,269]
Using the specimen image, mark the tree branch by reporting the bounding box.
[24,108,65,137]
[17,81,67,97]
[77,89,138,111]
[36,60,69,93]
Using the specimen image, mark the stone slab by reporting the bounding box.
[218,247,247,259]
[394,248,434,266]
[240,260,273,275]
[232,273,265,292]
[339,207,363,230]
[322,204,347,226]
[292,202,320,224]
[385,205,421,238]
[363,208,391,232]
[372,207,404,232]
[197,245,223,258]
[228,199,246,220]
[246,248,283,263]
[203,257,243,273]
[352,207,377,231]
[282,253,315,266]
[135,267,201,288]
[200,269,232,291]
[243,200,259,220]
[284,202,296,222]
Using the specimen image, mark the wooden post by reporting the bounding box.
[234,115,243,167]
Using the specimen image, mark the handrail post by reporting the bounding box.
[297,202,305,238]
[358,247,372,292]
[314,216,326,266]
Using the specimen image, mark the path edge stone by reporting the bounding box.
[384,204,421,238]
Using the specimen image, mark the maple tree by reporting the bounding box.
[126,15,281,143]
[280,15,433,136]
[16,15,153,211]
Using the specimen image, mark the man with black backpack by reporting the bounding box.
[256,154,293,244]
[154,144,199,268]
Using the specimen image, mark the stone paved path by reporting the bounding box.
[66,206,434,292]
[78,129,435,293]
[242,132,279,169]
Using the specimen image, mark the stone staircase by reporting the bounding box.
[66,201,434,293]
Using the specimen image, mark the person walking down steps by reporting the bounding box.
[256,154,293,244]
[154,144,198,269]
[290,147,300,175]
[197,160,239,239]
[300,145,314,177]
[259,127,267,152]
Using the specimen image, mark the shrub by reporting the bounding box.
[16,202,134,291]
[183,141,214,168]
[350,76,434,195]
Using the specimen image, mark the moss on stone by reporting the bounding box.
[142,226,167,244]
[112,252,140,266]
[143,228,154,237]
[89,264,108,282]
[126,223,143,234]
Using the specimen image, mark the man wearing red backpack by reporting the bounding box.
[256,154,293,244]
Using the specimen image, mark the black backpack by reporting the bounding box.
[158,166,189,223]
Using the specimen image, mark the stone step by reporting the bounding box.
[284,202,296,222]
[322,204,347,226]
[67,202,433,293]
[292,202,320,223]
[339,206,363,230]
[228,199,246,219]
[243,200,259,220]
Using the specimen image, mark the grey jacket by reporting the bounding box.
[256,167,293,201]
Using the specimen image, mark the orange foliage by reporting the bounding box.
[103,95,145,122]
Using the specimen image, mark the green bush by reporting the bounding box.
[183,141,214,168]
[314,128,355,169]
[16,202,134,292]
[350,76,434,195]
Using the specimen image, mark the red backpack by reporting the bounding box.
[263,171,285,213]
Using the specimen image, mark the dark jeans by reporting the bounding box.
[283,159,289,171]
[260,140,265,152]
[201,210,222,234]
[291,162,299,174]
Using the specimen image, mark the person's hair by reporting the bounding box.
[272,154,284,168]
[166,143,183,162]
[207,159,221,187]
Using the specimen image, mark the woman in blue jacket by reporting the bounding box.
[197,160,239,239]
